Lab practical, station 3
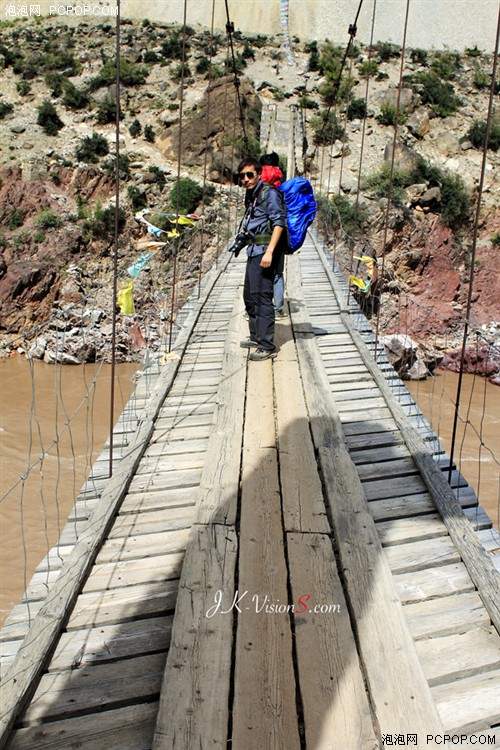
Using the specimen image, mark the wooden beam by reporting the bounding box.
[309,232,500,635]
[288,254,448,748]
[0,253,232,749]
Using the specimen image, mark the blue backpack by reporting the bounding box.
[279,177,317,253]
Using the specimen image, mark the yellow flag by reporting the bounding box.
[117,282,135,315]
[349,274,367,291]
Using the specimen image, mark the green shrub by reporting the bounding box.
[127,185,147,210]
[377,41,400,61]
[148,165,166,189]
[62,81,89,110]
[36,208,63,229]
[306,40,320,71]
[310,110,345,145]
[85,203,126,238]
[411,71,461,117]
[170,177,203,214]
[440,173,471,228]
[75,132,109,163]
[410,48,428,66]
[34,231,45,244]
[143,50,160,64]
[347,97,367,120]
[129,118,142,137]
[0,101,14,119]
[358,60,379,78]
[37,100,64,135]
[144,124,155,143]
[16,80,31,96]
[431,51,461,80]
[88,59,148,91]
[41,47,80,76]
[377,102,407,126]
[103,154,131,180]
[466,120,500,152]
[44,72,65,97]
[365,164,410,206]
[465,45,482,58]
[8,207,25,230]
[161,33,189,60]
[195,56,210,75]
[322,194,367,236]
[171,62,191,80]
[298,95,318,110]
[491,233,500,247]
[96,98,123,125]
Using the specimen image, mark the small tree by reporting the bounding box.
[75,132,109,163]
[37,100,64,135]
[170,177,203,214]
[96,98,123,125]
[129,118,142,137]
[62,81,89,110]
[144,124,155,143]
[0,101,14,119]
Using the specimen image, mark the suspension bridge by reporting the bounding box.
[1,1,500,748]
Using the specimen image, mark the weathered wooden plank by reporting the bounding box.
[108,507,195,538]
[384,536,460,574]
[416,626,500,686]
[21,653,166,726]
[394,563,475,603]
[287,533,377,750]
[152,525,238,750]
[432,670,500,734]
[82,552,184,593]
[404,592,492,640]
[376,514,447,545]
[119,486,197,514]
[194,297,247,525]
[232,359,301,750]
[289,253,446,747]
[273,351,330,533]
[7,702,158,750]
[128,467,202,493]
[357,456,418,481]
[364,475,429,500]
[67,580,179,630]
[49,616,173,671]
[96,528,191,564]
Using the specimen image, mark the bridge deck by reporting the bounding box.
[1,234,499,750]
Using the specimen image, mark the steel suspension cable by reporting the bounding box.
[108,0,121,478]
[168,0,189,352]
[373,0,411,357]
[448,4,500,482]
[224,0,249,150]
[197,0,217,297]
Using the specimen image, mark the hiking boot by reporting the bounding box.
[240,339,258,349]
[248,347,277,361]
[276,309,288,318]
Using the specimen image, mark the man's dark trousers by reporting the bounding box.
[243,254,275,352]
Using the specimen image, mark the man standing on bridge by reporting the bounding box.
[237,157,286,361]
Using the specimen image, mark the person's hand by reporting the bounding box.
[260,250,273,268]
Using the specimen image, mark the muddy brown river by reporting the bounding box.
[0,359,498,626]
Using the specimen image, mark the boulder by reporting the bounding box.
[406,107,430,138]
[383,141,420,173]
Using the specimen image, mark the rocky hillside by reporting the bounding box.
[0,17,498,376]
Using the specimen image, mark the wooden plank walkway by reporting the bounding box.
[0,235,499,750]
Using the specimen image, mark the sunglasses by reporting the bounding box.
[239,171,256,179]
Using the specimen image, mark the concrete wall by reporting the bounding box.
[19,1,499,52]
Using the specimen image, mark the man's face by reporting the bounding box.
[239,167,260,190]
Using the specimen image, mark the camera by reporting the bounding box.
[228,230,253,258]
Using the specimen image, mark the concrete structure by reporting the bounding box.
[17,1,500,52]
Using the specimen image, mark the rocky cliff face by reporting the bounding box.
[0,17,498,377]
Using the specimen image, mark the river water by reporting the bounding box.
[0,360,499,626]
